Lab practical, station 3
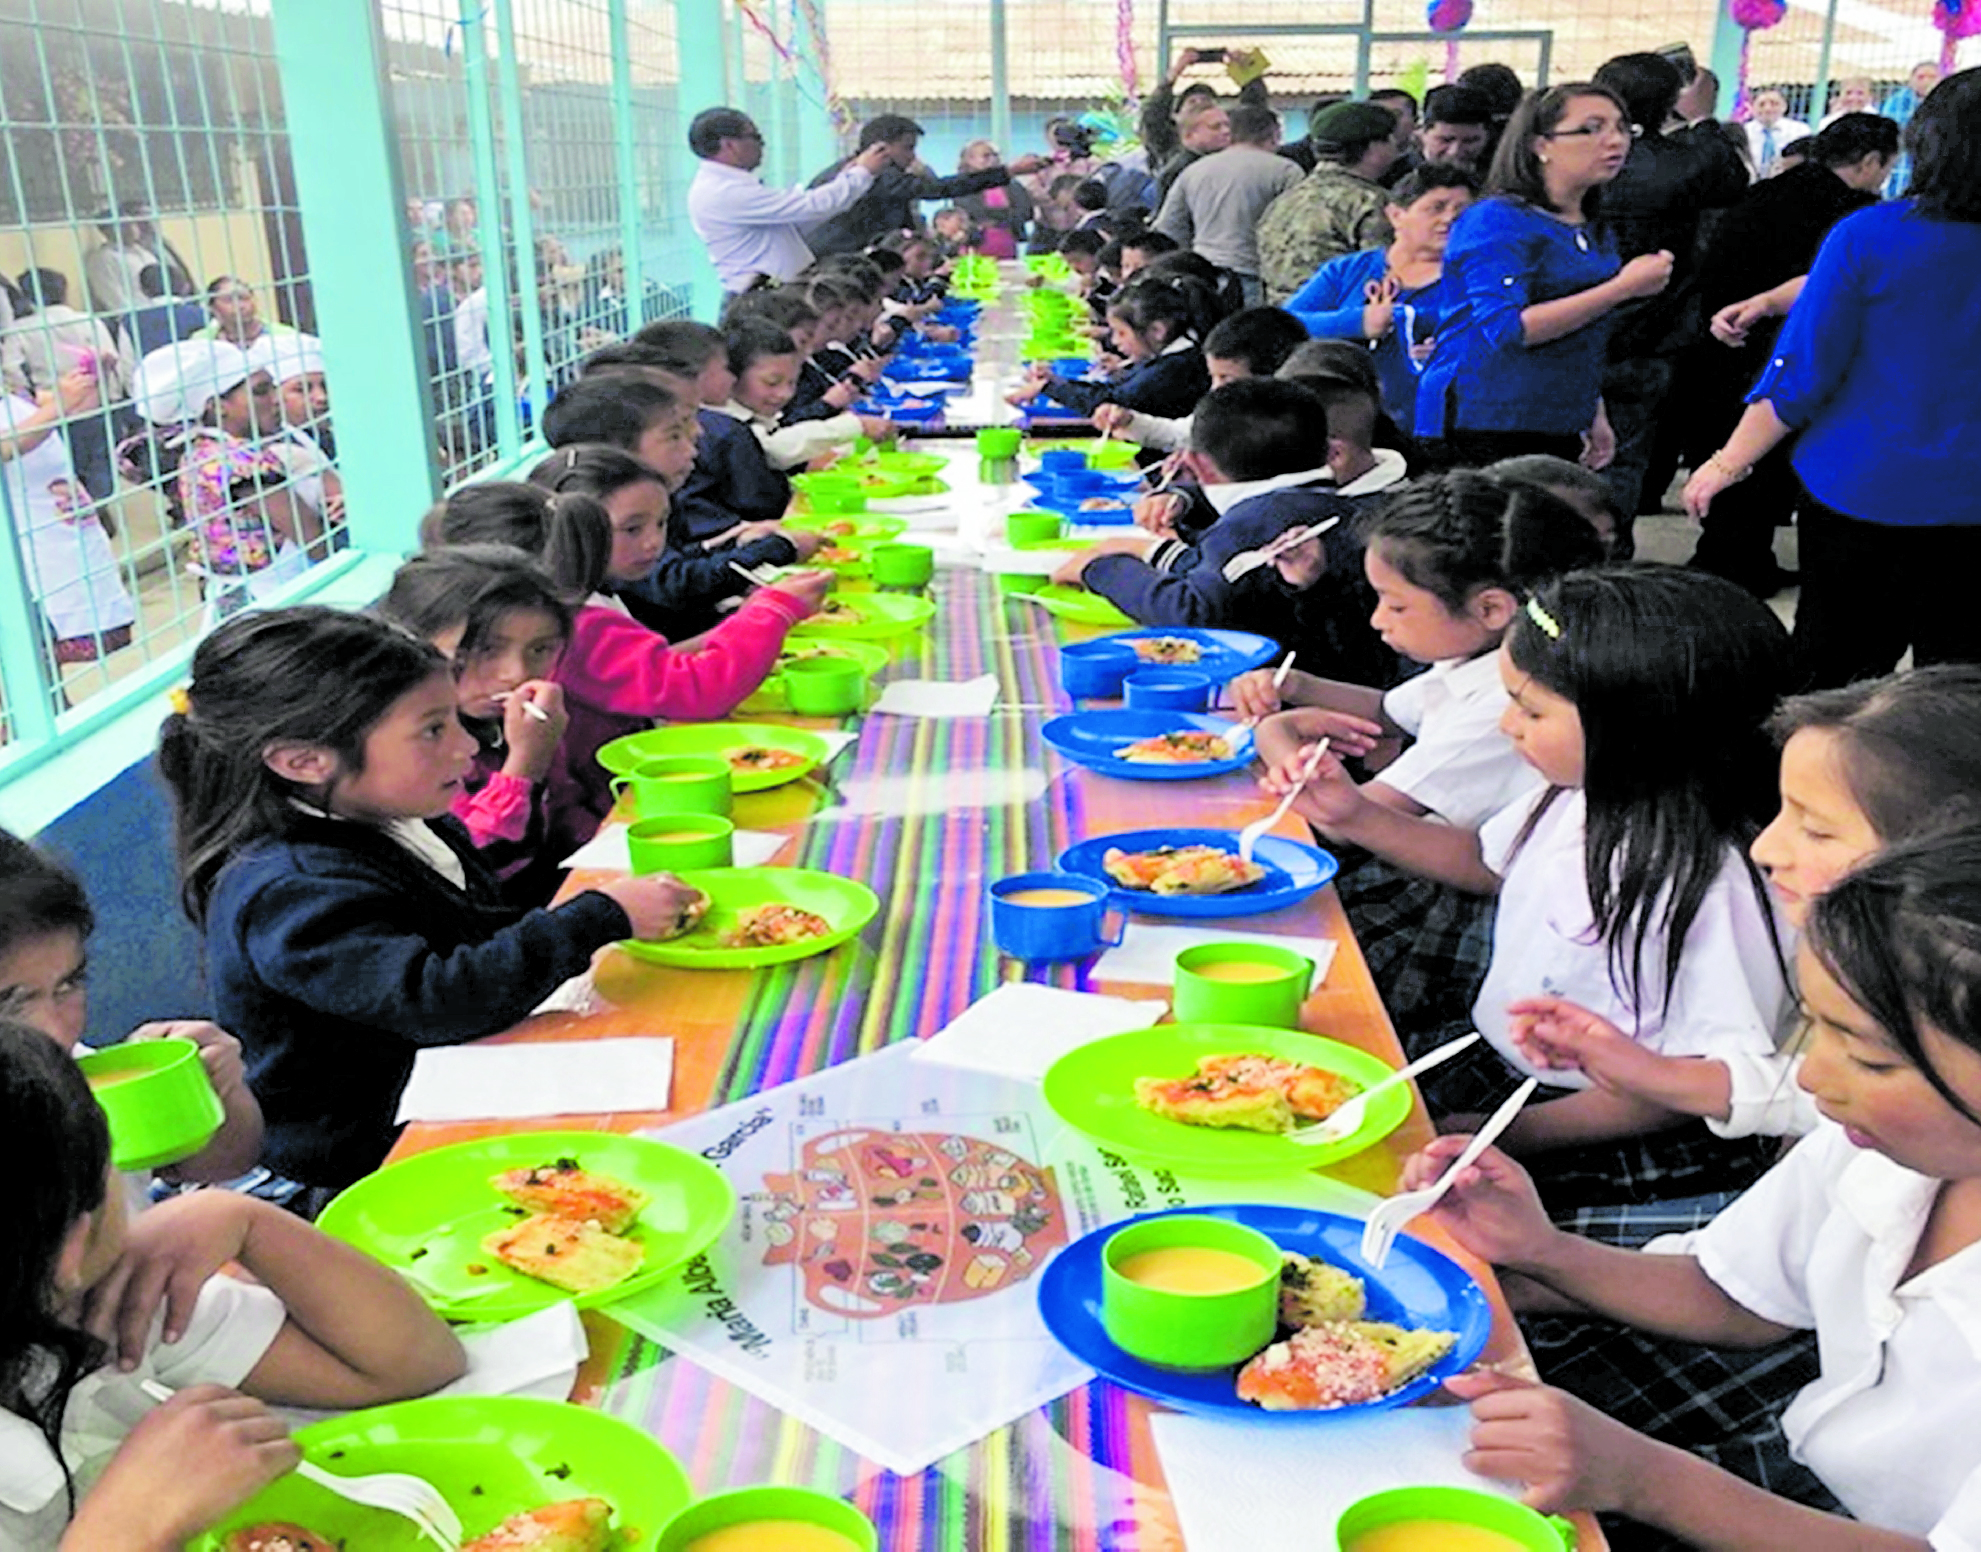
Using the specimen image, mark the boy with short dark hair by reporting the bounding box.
[1054,379,1358,651]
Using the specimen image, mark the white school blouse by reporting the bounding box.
[1653,1122,1981,1546]
[0,1274,285,1549]
[1473,788,1791,1084]
[1375,651,1543,830]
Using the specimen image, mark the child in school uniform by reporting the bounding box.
[1514,665,1981,1151]
[1006,272,1215,422]
[541,367,816,640]
[375,546,574,905]
[1053,379,1376,667]
[1422,830,1981,1550]
[1234,471,1609,1034]
[1091,304,1314,455]
[1325,568,1795,1230]
[783,274,871,423]
[154,608,706,1192]
[712,317,886,484]
[424,449,830,857]
[0,831,264,1192]
[0,1023,464,1550]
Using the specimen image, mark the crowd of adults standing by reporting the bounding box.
[682,46,1980,688]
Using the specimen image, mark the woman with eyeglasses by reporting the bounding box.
[1415,83,1673,470]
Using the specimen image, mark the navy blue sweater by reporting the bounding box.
[1043,346,1210,421]
[671,409,793,543]
[1082,482,1354,645]
[783,358,843,424]
[205,814,631,1187]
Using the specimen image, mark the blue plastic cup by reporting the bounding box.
[1125,668,1216,711]
[990,872,1128,962]
[1040,448,1091,473]
[1060,639,1141,699]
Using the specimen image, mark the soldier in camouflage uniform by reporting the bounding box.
[1257,102,1404,303]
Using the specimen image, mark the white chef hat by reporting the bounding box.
[245,331,326,387]
[131,338,253,425]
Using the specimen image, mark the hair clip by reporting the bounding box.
[562,447,578,470]
[167,684,192,715]
[1525,596,1563,640]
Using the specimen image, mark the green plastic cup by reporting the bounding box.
[1173,942,1315,1029]
[780,654,867,715]
[1006,510,1065,545]
[628,814,734,873]
[976,426,1022,459]
[1100,1214,1281,1369]
[612,755,734,819]
[794,473,868,514]
[657,1485,879,1552]
[1336,1486,1577,1551]
[77,1038,226,1173]
[869,542,935,588]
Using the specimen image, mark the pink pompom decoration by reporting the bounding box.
[1937,0,1981,39]
[1427,0,1473,34]
[1730,0,1787,29]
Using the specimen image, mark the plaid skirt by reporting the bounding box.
[1404,1020,1781,1226]
[1523,1313,1836,1549]
[1333,847,1497,1036]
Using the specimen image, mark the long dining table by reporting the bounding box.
[389,276,1603,1550]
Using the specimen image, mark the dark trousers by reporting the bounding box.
[1598,355,1675,555]
[1689,442,1801,591]
[1794,495,1981,689]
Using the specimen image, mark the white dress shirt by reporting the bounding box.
[1377,651,1544,829]
[1654,1122,1981,1546]
[1473,788,1791,1083]
[1744,117,1811,178]
[687,158,876,293]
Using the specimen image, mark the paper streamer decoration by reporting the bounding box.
[1937,0,1981,71]
[1117,0,1139,103]
[1728,0,1788,120]
[1427,0,1473,84]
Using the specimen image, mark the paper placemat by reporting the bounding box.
[1151,1407,1518,1552]
[560,822,788,873]
[395,1036,673,1123]
[911,981,1166,1081]
[871,673,1001,718]
[1094,924,1339,991]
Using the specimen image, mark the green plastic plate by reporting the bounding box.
[787,591,938,641]
[783,512,910,541]
[316,1130,735,1322]
[618,866,881,970]
[595,722,831,790]
[194,1396,693,1551]
[1040,1023,1412,1176]
[1005,583,1135,627]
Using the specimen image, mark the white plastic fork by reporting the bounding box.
[1289,1031,1484,1147]
[1358,1077,1540,1271]
[1237,737,1328,864]
[137,1380,464,1551]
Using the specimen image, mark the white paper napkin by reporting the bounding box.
[871,673,1001,718]
[559,822,789,873]
[911,982,1166,1081]
[1151,1407,1520,1552]
[979,546,1066,577]
[1093,924,1338,990]
[395,1036,674,1123]
[275,1304,587,1428]
[531,971,598,1017]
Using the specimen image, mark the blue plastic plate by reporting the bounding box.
[1042,711,1256,781]
[1021,471,1142,498]
[1096,627,1281,680]
[1037,1204,1492,1419]
[1032,490,1138,522]
[1057,827,1338,918]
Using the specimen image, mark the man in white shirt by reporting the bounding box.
[686,107,892,295]
[1742,89,1811,178]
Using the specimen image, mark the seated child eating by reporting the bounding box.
[0,1022,464,1550]
[1006,272,1215,423]
[1420,830,1981,1551]
[156,607,705,1192]
[0,831,263,1192]
[1093,304,1313,453]
[1058,378,1395,685]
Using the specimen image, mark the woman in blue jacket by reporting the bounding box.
[1283,163,1480,436]
[1415,83,1674,468]
[1685,68,1981,689]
